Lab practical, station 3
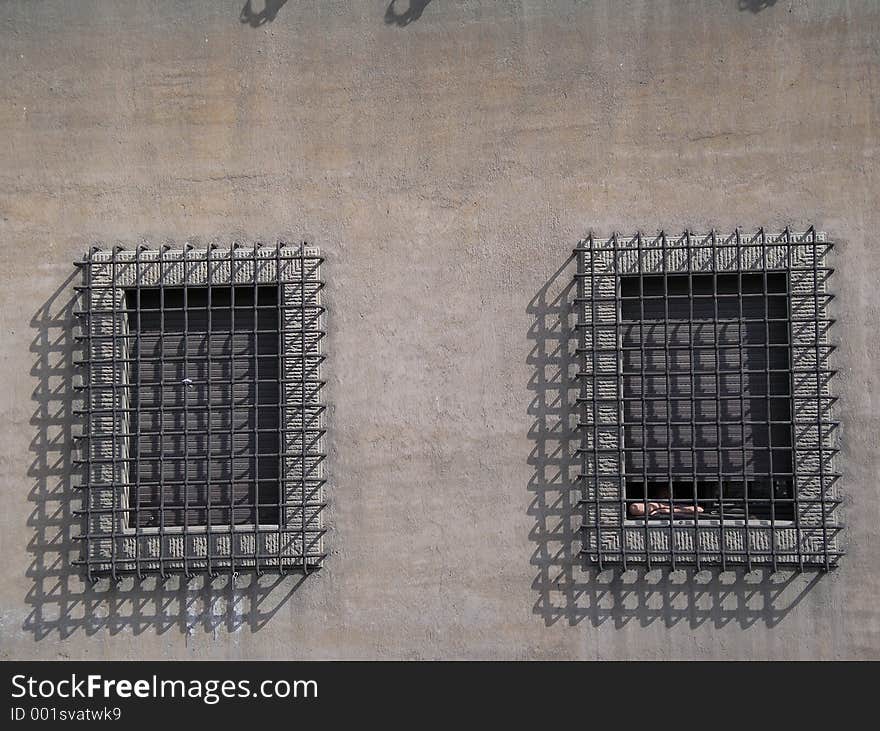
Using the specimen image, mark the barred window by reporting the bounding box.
[621,272,794,522]
[125,286,281,529]
[75,243,326,579]
[575,230,840,571]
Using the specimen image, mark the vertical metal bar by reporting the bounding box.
[686,232,700,571]
[636,233,649,569]
[660,231,675,569]
[276,242,285,572]
[712,231,726,570]
[736,230,752,571]
[611,234,623,568]
[785,231,803,571]
[579,238,602,570]
[83,247,95,582]
[134,245,144,579]
[110,246,119,582]
[812,230,830,570]
[761,229,777,571]
[183,244,191,577]
[253,244,261,573]
[591,238,607,569]
[300,243,308,572]
[158,244,169,578]
[206,244,215,576]
[230,244,238,576]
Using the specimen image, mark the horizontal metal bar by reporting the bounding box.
[72,559,328,572]
[577,291,833,301]
[76,329,323,341]
[75,255,325,265]
[75,452,327,465]
[77,477,327,489]
[72,278,325,287]
[576,550,844,562]
[576,344,837,353]
[75,378,325,390]
[73,504,327,520]
[574,472,842,481]
[74,527,328,538]
[575,319,835,328]
[573,267,834,277]
[572,419,836,428]
[575,395,837,404]
[579,446,839,455]
[76,428,326,440]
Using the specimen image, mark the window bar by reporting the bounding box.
[81,498,317,513]
[230,243,239,575]
[711,231,727,569]
[574,240,595,568]
[276,242,285,572]
[183,243,191,578]
[312,253,326,568]
[613,233,626,568]
[592,238,609,569]
[595,237,610,569]
[636,232,650,569]
[760,228,777,571]
[83,247,96,582]
[660,231,675,569]
[158,244,170,578]
[813,229,830,571]
[252,243,261,574]
[785,231,804,571]
[206,243,216,576]
[686,231,701,571]
[110,245,120,582]
[735,230,752,571]
[76,383,319,399]
[78,369,316,380]
[300,242,308,573]
[134,244,144,579]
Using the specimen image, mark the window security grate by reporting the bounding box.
[574,230,841,571]
[74,243,326,579]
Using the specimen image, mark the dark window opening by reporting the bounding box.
[620,272,794,522]
[125,286,281,529]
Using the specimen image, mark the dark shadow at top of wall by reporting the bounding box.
[526,253,823,630]
[240,0,289,28]
[24,270,306,641]
[384,0,433,27]
[738,0,779,12]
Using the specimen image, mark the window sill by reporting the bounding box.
[622,518,796,528]
[121,523,283,536]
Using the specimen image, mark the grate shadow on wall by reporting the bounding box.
[25,267,310,640]
[528,249,830,629]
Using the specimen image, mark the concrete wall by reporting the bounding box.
[1,0,878,660]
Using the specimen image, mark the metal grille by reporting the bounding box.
[73,243,326,579]
[125,286,281,529]
[574,230,841,571]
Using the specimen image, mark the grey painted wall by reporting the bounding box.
[1,0,878,659]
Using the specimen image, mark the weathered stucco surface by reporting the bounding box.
[1,0,878,659]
